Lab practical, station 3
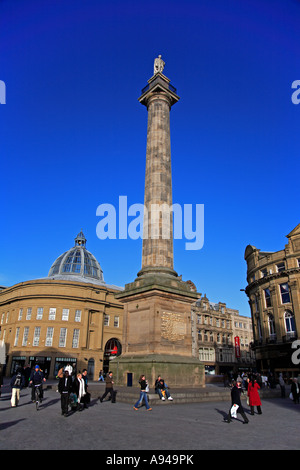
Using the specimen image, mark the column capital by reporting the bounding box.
[138,72,180,108]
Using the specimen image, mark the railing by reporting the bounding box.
[252,333,298,347]
[141,82,177,95]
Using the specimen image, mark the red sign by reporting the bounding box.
[234,336,240,358]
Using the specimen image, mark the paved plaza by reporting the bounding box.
[0,379,299,453]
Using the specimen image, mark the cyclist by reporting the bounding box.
[29,365,46,403]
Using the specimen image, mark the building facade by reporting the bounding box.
[0,232,124,380]
[244,223,300,376]
[191,295,255,375]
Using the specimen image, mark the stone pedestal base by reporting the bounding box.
[110,354,205,389]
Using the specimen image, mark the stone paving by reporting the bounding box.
[0,379,299,452]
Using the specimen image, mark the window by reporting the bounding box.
[45,327,54,346]
[261,268,268,278]
[26,308,32,320]
[104,314,110,327]
[22,327,29,346]
[33,327,41,346]
[59,328,67,347]
[276,262,285,272]
[1,313,4,324]
[18,308,23,321]
[72,329,80,348]
[285,311,296,334]
[62,309,69,321]
[75,310,82,322]
[49,308,56,320]
[14,327,20,346]
[268,314,276,337]
[264,288,271,308]
[199,347,215,362]
[280,283,290,304]
[197,329,202,341]
[37,308,43,320]
[197,314,202,324]
[114,316,119,328]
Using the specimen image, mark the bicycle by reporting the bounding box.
[34,384,43,410]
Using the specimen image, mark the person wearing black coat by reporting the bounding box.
[225,380,249,424]
[58,370,73,416]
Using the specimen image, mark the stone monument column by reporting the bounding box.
[138,64,179,277]
[113,57,204,388]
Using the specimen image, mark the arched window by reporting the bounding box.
[285,310,296,334]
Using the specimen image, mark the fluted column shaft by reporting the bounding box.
[142,93,174,270]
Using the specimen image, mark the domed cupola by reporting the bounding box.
[48,231,104,284]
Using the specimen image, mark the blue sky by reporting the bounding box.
[1,0,299,316]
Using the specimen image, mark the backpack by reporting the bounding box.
[14,373,22,387]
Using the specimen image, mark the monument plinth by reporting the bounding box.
[113,57,204,388]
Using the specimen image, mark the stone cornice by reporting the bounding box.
[245,267,300,295]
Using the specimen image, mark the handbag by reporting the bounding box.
[230,404,239,418]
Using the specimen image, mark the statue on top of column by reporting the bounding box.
[154,55,165,75]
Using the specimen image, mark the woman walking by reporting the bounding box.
[133,375,152,411]
[247,376,262,415]
[73,372,87,411]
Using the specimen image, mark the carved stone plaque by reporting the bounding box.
[161,311,186,342]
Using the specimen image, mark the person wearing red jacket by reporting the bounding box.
[247,376,262,415]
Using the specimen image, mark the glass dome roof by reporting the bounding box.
[48,231,104,283]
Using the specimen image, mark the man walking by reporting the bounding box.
[58,370,73,416]
[10,368,25,407]
[99,371,116,403]
[225,380,249,424]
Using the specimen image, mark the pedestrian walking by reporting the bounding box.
[225,380,249,424]
[10,368,25,407]
[82,369,91,406]
[247,376,262,415]
[99,371,116,403]
[0,364,3,397]
[290,378,300,404]
[73,372,87,411]
[278,373,286,398]
[98,369,104,381]
[58,370,73,416]
[133,375,152,411]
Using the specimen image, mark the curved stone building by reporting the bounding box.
[244,223,300,376]
[0,232,124,379]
